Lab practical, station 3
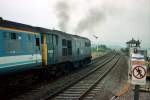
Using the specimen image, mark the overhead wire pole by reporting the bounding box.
[90,33,99,56]
[86,33,100,57]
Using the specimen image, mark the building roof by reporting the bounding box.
[126,38,140,44]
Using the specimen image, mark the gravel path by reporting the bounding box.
[117,85,150,100]
[93,55,129,100]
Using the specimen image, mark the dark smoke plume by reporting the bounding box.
[75,8,106,34]
[55,0,70,31]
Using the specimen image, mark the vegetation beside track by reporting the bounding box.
[91,44,111,59]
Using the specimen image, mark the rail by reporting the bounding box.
[45,54,120,100]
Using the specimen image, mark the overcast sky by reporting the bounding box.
[0,0,150,48]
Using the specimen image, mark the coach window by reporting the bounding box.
[10,33,17,40]
[36,38,40,47]
[3,32,9,39]
[41,34,43,44]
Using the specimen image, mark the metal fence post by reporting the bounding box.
[134,85,140,100]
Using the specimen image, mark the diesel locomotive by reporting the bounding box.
[0,18,91,75]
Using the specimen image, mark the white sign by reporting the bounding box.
[131,65,146,85]
[131,53,147,85]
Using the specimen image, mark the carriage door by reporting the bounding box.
[47,34,58,64]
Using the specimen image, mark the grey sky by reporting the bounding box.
[0,0,150,48]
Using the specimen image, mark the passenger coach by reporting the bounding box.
[0,18,42,74]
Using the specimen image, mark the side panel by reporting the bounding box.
[72,37,91,62]
[55,32,74,63]
[73,38,82,61]
[46,33,58,64]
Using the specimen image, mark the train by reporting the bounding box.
[0,18,92,75]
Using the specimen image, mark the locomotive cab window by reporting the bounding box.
[67,40,72,55]
[62,39,68,56]
[62,39,67,46]
[85,42,91,47]
[53,35,58,46]
[67,40,72,48]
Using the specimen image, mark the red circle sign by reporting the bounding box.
[132,65,146,79]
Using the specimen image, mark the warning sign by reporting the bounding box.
[133,65,146,79]
[130,53,147,85]
[131,65,147,85]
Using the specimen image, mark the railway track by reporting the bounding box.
[45,54,121,100]
[0,52,113,99]
[13,53,117,100]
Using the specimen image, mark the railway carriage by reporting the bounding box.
[0,19,42,74]
[0,18,91,75]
